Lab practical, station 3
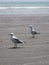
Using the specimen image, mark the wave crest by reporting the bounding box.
[0,6,49,9]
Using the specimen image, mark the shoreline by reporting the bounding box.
[0,13,49,16]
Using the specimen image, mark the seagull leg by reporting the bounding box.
[14,43,17,48]
[32,34,35,38]
[15,43,17,48]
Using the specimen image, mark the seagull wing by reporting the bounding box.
[32,30,40,34]
[12,36,23,44]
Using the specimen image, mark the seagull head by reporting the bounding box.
[29,25,32,28]
[9,33,14,36]
[29,25,33,30]
[29,25,35,31]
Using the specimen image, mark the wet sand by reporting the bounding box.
[0,14,49,65]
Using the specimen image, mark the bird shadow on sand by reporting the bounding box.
[8,47,24,49]
[28,36,37,39]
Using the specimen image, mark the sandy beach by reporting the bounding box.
[0,14,49,65]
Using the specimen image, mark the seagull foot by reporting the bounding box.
[14,47,17,48]
[32,36,35,38]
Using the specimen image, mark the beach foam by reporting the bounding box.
[0,6,49,9]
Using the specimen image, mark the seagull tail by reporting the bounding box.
[22,41,26,45]
[35,31,40,34]
[37,32,40,34]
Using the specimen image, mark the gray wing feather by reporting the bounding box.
[11,38,23,43]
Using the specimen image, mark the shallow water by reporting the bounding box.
[0,2,49,14]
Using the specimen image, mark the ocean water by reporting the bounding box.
[0,2,49,14]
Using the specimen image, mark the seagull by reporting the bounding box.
[29,25,40,38]
[9,33,24,48]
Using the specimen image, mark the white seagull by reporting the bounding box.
[29,25,40,38]
[9,33,24,48]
